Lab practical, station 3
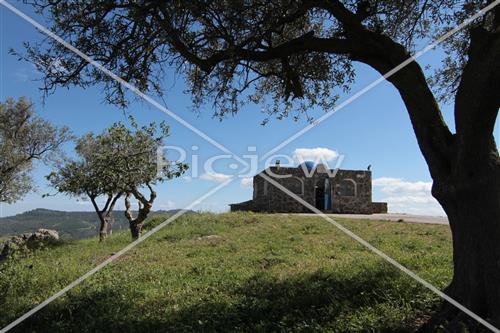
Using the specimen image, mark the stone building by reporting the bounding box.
[230,162,387,214]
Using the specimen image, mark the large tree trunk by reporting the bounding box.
[420,129,500,331]
[428,25,500,329]
[353,21,500,329]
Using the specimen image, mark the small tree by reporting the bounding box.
[103,119,188,240]
[47,133,124,241]
[0,97,70,203]
[47,119,187,241]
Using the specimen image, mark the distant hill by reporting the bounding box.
[0,208,193,240]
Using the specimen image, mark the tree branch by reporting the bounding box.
[88,194,104,223]
[304,3,456,177]
[124,193,134,222]
[105,192,123,216]
[146,183,156,204]
[101,194,113,214]
[347,30,454,177]
[454,26,500,158]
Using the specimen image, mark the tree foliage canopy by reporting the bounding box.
[47,118,187,201]
[0,97,71,203]
[21,0,498,120]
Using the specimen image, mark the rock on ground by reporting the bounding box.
[0,228,60,260]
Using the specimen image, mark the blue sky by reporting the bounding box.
[0,2,498,217]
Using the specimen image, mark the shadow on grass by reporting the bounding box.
[8,267,430,333]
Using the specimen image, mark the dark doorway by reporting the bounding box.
[315,185,325,210]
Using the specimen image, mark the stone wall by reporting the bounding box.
[371,202,388,214]
[330,169,373,214]
[229,200,254,212]
[0,229,60,261]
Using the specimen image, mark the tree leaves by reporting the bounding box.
[47,117,188,209]
[0,97,71,203]
[19,1,494,121]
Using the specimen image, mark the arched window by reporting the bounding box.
[288,177,304,195]
[338,179,356,197]
[256,181,265,196]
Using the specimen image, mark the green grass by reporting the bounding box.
[0,212,453,332]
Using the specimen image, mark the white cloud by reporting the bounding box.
[373,177,445,216]
[200,172,233,183]
[240,177,253,189]
[382,195,436,204]
[182,176,192,182]
[372,177,432,194]
[292,147,339,163]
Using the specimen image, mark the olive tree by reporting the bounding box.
[104,119,188,240]
[48,119,187,241]
[47,131,125,241]
[22,0,500,329]
[0,97,70,203]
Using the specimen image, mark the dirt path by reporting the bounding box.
[292,213,449,225]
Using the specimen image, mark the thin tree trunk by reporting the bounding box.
[124,186,156,241]
[97,214,111,242]
[103,213,115,239]
[125,206,147,241]
[90,193,122,242]
[129,220,144,240]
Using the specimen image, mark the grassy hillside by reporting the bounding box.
[0,213,455,332]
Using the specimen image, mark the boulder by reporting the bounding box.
[28,228,60,244]
[0,228,59,261]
